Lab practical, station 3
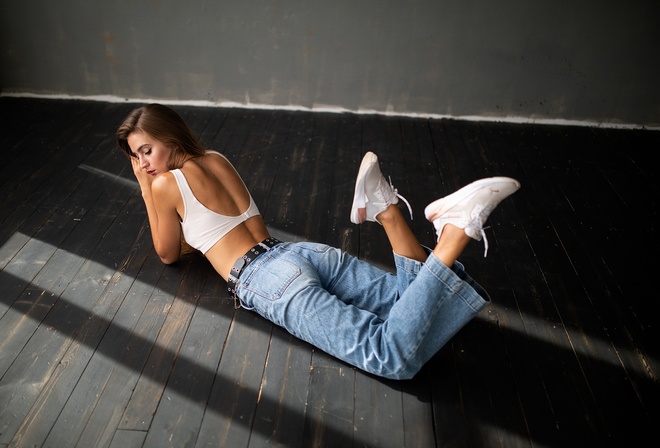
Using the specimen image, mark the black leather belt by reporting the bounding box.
[227,237,282,301]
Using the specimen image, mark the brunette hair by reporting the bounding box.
[116,104,206,168]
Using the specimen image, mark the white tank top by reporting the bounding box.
[171,152,260,254]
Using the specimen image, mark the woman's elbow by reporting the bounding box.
[160,255,179,265]
[158,250,180,265]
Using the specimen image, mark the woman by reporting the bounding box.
[116,104,520,380]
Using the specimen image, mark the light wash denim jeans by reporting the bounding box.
[235,241,490,380]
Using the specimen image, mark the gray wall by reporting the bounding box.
[1,0,658,127]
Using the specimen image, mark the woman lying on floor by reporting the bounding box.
[116,104,520,380]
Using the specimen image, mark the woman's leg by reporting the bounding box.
[350,151,520,262]
[349,151,471,265]
[376,204,471,265]
[350,151,428,261]
[375,205,428,262]
[236,155,521,379]
[237,241,489,380]
[238,169,520,380]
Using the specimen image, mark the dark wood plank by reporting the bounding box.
[75,255,217,448]
[107,429,147,448]
[258,111,318,241]
[0,100,105,214]
[487,122,625,445]
[196,107,229,146]
[111,254,196,432]
[73,250,172,448]
[353,373,406,448]
[249,327,312,447]
[194,309,272,447]
[430,343,471,448]
[140,267,225,448]
[0,98,658,448]
[399,370,436,448]
[14,231,159,448]
[323,113,362,255]
[0,186,147,446]
[399,116,437,245]
[445,117,532,441]
[451,121,532,446]
[240,109,296,236]
[358,113,399,269]
[302,366,355,447]
[116,257,200,432]
[0,122,132,337]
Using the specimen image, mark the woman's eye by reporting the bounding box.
[145,149,152,155]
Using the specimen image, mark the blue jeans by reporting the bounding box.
[236,241,490,380]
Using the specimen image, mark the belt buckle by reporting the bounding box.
[229,257,246,308]
[231,257,246,278]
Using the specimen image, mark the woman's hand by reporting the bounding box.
[131,156,154,190]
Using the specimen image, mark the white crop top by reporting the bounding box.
[171,152,261,254]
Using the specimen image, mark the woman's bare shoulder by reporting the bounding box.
[151,171,179,195]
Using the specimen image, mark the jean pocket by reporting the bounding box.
[242,255,302,301]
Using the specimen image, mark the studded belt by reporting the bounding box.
[227,237,282,302]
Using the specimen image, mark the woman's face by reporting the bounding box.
[127,130,174,176]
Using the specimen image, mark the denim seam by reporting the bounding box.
[393,292,446,378]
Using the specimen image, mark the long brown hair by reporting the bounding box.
[116,104,206,169]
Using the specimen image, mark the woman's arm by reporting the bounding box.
[132,158,182,264]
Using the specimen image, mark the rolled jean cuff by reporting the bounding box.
[424,252,491,307]
[451,260,491,303]
[392,246,490,306]
[393,244,439,273]
[393,250,425,274]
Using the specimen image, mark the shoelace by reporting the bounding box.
[479,228,489,257]
[368,175,414,223]
[468,204,494,257]
[381,176,413,220]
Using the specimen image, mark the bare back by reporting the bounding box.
[173,152,270,280]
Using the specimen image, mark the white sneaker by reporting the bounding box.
[350,152,412,224]
[424,177,521,256]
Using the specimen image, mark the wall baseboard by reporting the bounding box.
[3,91,657,131]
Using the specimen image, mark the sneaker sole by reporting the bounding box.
[424,177,520,222]
[350,152,378,224]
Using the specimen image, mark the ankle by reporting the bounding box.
[433,224,470,266]
[438,223,468,243]
[374,204,399,224]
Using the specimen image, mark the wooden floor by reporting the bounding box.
[0,97,658,447]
